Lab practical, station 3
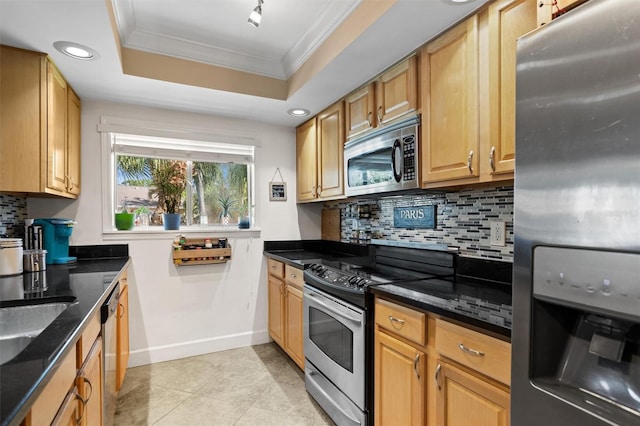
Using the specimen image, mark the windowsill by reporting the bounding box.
[103,226,262,240]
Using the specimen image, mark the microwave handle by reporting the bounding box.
[391,138,402,182]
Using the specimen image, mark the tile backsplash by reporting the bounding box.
[0,194,27,238]
[330,185,514,261]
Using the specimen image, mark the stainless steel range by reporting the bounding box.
[303,246,455,426]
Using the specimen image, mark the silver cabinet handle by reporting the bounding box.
[367,111,372,127]
[82,377,93,404]
[75,390,86,425]
[489,146,496,171]
[377,105,383,122]
[467,150,474,174]
[388,315,405,324]
[290,273,297,279]
[458,343,485,357]
[435,363,442,390]
[413,354,420,379]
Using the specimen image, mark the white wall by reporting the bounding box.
[28,100,322,366]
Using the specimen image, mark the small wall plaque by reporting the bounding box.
[269,182,287,201]
[393,205,436,229]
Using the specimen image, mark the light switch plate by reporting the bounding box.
[490,221,506,246]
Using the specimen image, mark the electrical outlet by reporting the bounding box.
[490,221,506,247]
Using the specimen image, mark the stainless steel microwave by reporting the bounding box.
[344,116,420,197]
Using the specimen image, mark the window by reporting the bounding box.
[108,133,254,230]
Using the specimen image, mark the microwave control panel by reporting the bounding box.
[403,134,416,181]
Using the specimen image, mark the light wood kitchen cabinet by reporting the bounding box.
[375,329,425,426]
[295,118,318,202]
[421,15,479,185]
[484,0,537,178]
[374,298,427,426]
[296,100,344,202]
[0,45,81,198]
[50,387,81,426]
[345,56,418,140]
[77,338,103,426]
[345,83,376,138]
[284,283,304,369]
[374,296,512,426]
[117,280,130,391]
[435,361,510,426]
[420,1,536,189]
[266,258,305,369]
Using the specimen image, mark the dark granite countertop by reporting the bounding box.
[264,240,512,340]
[0,253,130,426]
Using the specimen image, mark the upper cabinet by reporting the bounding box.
[345,56,418,140]
[421,16,480,184]
[296,100,345,202]
[486,0,538,176]
[0,45,81,199]
[420,0,537,189]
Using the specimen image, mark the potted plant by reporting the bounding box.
[115,198,135,230]
[150,160,187,230]
[218,193,235,227]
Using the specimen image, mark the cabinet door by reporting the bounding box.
[78,338,103,426]
[284,284,304,369]
[316,101,344,199]
[422,16,479,184]
[0,46,46,193]
[376,56,418,125]
[375,330,425,426]
[346,83,376,139]
[487,0,537,175]
[267,275,285,347]
[296,118,318,202]
[66,87,81,195]
[51,387,80,426]
[47,61,68,193]
[116,283,130,391]
[436,361,510,426]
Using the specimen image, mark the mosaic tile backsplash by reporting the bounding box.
[0,194,28,238]
[332,186,514,261]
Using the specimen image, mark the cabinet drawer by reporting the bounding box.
[77,311,100,367]
[435,318,511,385]
[285,264,304,289]
[375,298,426,346]
[267,258,284,279]
[28,348,76,425]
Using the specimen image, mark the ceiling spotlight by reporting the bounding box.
[287,108,310,117]
[248,0,263,28]
[53,41,100,61]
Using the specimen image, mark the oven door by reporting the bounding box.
[303,284,365,410]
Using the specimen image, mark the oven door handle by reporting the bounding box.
[307,293,362,325]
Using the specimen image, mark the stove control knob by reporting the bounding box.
[356,279,366,288]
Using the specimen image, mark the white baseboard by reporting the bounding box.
[127,329,271,368]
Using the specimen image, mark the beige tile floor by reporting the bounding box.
[114,343,335,426]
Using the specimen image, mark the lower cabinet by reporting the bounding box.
[435,361,510,426]
[116,279,130,391]
[266,258,304,369]
[374,296,511,426]
[374,330,425,426]
[77,338,103,426]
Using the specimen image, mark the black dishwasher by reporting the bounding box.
[101,283,120,426]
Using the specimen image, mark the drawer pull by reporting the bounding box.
[388,315,405,324]
[413,354,420,379]
[435,363,442,390]
[458,343,485,357]
[290,273,297,279]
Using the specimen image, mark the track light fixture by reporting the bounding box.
[248,0,264,28]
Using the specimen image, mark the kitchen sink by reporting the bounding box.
[0,300,75,365]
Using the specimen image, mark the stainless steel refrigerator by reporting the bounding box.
[512,0,640,425]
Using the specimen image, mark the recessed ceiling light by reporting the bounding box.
[53,41,100,61]
[287,108,310,117]
[442,0,476,4]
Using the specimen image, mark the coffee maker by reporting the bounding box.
[33,219,77,264]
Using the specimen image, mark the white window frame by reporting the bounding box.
[99,116,261,238]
